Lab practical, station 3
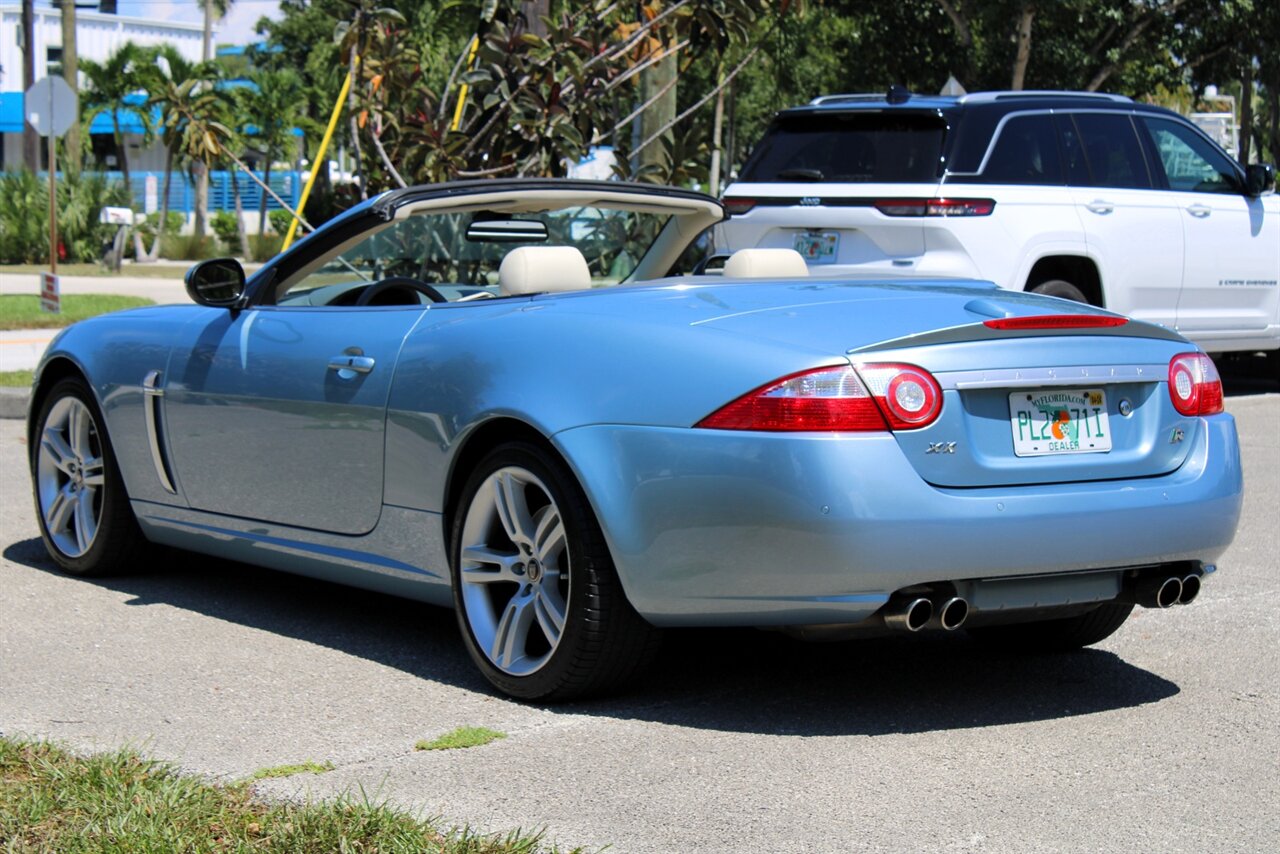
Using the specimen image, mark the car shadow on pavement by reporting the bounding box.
[6,535,1179,737]
[1219,351,1280,397]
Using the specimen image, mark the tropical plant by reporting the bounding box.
[0,170,130,265]
[232,68,309,233]
[79,42,152,190]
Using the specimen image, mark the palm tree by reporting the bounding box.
[140,45,226,256]
[233,68,308,234]
[80,42,151,192]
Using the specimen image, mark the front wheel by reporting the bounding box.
[450,442,660,701]
[31,377,149,576]
[966,602,1134,652]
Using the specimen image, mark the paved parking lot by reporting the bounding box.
[2,385,1277,852]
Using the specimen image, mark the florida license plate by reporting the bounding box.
[1009,389,1112,457]
[793,231,839,264]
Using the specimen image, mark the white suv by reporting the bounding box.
[717,90,1279,355]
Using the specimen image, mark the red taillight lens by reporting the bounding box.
[696,363,942,432]
[984,315,1129,330]
[722,197,757,215]
[1168,353,1223,416]
[855,363,944,429]
[874,198,995,217]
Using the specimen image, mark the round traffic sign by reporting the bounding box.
[25,76,78,138]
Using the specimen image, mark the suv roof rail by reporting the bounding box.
[809,93,901,105]
[958,90,1133,104]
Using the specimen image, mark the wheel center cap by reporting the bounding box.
[526,559,542,582]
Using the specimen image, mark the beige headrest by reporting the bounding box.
[499,246,592,296]
[723,248,809,278]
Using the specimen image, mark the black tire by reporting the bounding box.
[1031,279,1089,304]
[30,377,149,577]
[966,602,1134,652]
[450,441,660,701]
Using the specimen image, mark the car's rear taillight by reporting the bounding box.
[723,197,757,215]
[1168,353,1223,416]
[984,315,1129,330]
[874,198,995,217]
[696,363,942,432]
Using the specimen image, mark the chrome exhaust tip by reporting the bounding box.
[1178,574,1202,605]
[1133,576,1183,609]
[937,597,970,631]
[884,597,932,632]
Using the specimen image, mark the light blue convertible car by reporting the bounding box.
[28,179,1243,700]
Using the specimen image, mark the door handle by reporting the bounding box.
[327,355,375,375]
[1186,204,1212,218]
[1085,200,1114,214]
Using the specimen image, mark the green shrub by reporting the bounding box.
[0,170,130,264]
[160,233,219,261]
[249,233,284,262]
[211,210,242,253]
[134,210,186,245]
[268,209,296,235]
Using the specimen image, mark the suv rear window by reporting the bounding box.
[739,113,945,183]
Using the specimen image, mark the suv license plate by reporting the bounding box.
[793,231,839,264]
[1009,389,1112,457]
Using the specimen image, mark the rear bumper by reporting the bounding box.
[554,414,1242,627]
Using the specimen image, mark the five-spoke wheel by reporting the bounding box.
[451,442,659,700]
[31,377,147,576]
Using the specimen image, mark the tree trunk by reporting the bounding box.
[114,114,130,190]
[148,145,176,260]
[1239,64,1253,164]
[519,1,549,39]
[231,169,249,258]
[1011,5,1035,91]
[259,158,272,234]
[203,0,213,63]
[193,160,209,238]
[937,0,976,85]
[60,0,81,174]
[21,0,39,171]
[636,44,677,177]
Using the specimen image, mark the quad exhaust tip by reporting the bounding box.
[936,597,969,631]
[1178,574,1201,605]
[1133,575,1183,609]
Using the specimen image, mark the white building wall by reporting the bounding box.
[0,5,205,91]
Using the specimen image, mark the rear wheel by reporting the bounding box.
[1031,279,1088,304]
[31,377,149,577]
[966,602,1134,652]
[450,442,660,701]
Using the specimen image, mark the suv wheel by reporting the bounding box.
[1031,279,1088,304]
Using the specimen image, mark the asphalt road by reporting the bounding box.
[2,391,1277,853]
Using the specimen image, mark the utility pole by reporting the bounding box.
[58,0,80,173]
[21,0,38,170]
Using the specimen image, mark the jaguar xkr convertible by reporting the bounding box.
[28,179,1243,700]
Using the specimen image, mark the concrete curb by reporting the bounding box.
[0,387,30,420]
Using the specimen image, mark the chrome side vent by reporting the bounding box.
[142,370,177,494]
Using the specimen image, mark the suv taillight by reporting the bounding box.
[874,198,995,217]
[696,363,942,432]
[723,197,757,215]
[1168,353,1223,416]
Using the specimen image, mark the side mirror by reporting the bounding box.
[1244,163,1275,197]
[185,258,246,307]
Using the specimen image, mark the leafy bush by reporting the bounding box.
[268,209,296,235]
[211,210,242,253]
[0,170,130,264]
[160,233,219,261]
[133,211,186,248]
[249,233,283,262]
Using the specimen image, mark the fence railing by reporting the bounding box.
[10,169,303,215]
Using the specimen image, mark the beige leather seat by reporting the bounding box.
[498,246,592,296]
[723,248,809,278]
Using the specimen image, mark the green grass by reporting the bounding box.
[0,263,192,278]
[0,737,571,853]
[415,727,508,752]
[0,294,155,331]
[246,761,336,781]
[0,369,34,388]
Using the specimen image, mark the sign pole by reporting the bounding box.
[47,81,57,275]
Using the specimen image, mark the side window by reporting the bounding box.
[1054,115,1092,186]
[1064,113,1153,189]
[981,114,1063,185]
[1140,117,1239,194]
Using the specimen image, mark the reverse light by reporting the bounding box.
[984,315,1129,330]
[1168,353,1223,416]
[874,198,995,217]
[696,363,942,432]
[722,197,758,216]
